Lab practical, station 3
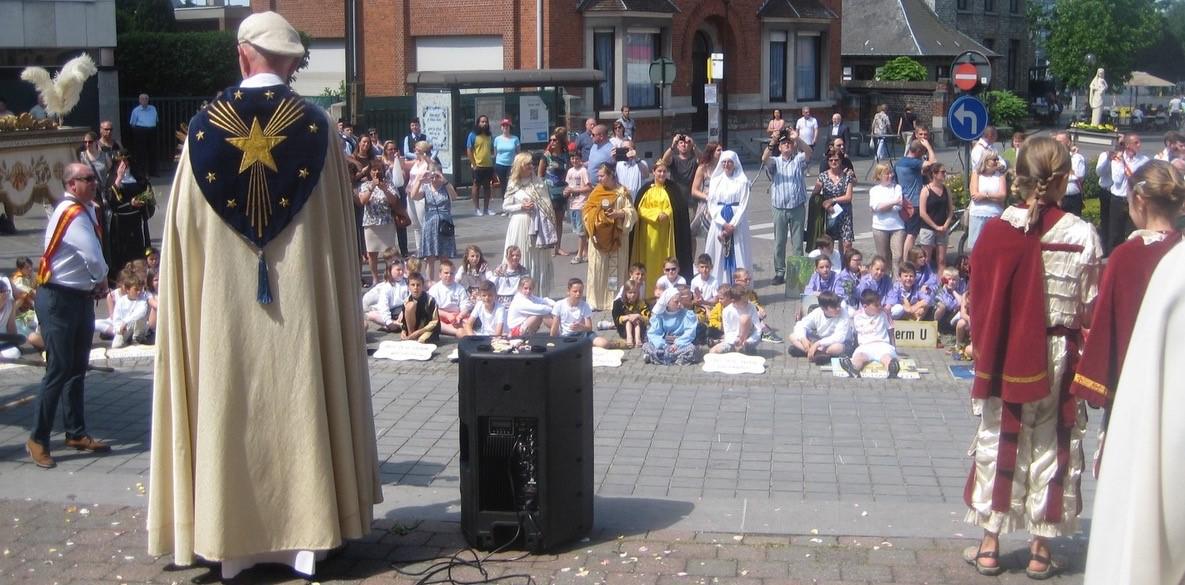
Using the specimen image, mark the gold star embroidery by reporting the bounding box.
[308,122,319,133]
[279,197,290,208]
[233,90,244,100]
[206,171,216,183]
[226,199,237,208]
[298,167,310,179]
[196,130,205,141]
[225,118,287,173]
[264,90,275,100]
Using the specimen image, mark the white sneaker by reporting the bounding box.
[474,209,484,216]
[111,334,127,349]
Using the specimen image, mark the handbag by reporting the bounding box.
[899,197,915,222]
[438,219,455,237]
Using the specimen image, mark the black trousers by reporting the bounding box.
[131,126,157,177]
[1107,195,1133,254]
[395,186,409,256]
[1098,189,1112,254]
[30,284,95,445]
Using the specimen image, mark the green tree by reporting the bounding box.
[983,90,1029,130]
[116,0,176,34]
[1042,0,1162,89]
[877,57,927,81]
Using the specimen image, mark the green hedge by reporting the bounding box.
[116,32,241,97]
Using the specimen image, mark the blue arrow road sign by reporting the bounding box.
[948,95,988,142]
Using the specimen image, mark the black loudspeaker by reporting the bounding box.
[457,335,594,552]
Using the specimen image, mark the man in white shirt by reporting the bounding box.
[1099,133,1150,254]
[614,141,650,197]
[795,107,819,150]
[128,93,159,177]
[1054,131,1087,216]
[26,163,111,469]
[970,126,1003,172]
[789,291,851,364]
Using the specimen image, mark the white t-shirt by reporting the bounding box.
[428,281,468,312]
[508,293,554,330]
[468,303,505,336]
[795,116,819,146]
[868,184,905,231]
[654,274,686,296]
[690,274,719,304]
[722,303,762,345]
[551,298,592,334]
[807,248,843,271]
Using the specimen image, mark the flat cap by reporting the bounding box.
[238,11,305,58]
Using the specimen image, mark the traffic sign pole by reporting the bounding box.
[649,57,677,150]
[949,51,992,191]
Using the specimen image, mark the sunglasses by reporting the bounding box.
[74,175,98,183]
[664,267,678,272]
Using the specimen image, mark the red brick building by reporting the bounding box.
[251,0,843,144]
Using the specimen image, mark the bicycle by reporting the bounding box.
[947,205,970,260]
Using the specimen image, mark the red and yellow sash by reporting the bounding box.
[36,204,102,285]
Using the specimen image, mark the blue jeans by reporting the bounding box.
[30,284,95,445]
[772,205,807,277]
[967,214,995,252]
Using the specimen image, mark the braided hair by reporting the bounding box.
[1130,159,1185,226]
[1011,136,1070,232]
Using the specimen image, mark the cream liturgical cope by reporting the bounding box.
[148,82,381,565]
[1084,240,1185,585]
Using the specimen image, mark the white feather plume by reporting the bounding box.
[20,53,98,117]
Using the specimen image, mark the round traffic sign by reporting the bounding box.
[950,50,991,93]
[953,63,978,91]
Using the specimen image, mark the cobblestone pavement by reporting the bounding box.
[0,499,1089,584]
[0,138,1092,582]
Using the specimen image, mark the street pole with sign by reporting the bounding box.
[949,50,992,191]
[649,57,677,147]
[707,53,724,143]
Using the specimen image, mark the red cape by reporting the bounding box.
[970,207,1068,404]
[1071,231,1182,408]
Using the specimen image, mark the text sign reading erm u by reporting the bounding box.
[948,95,988,142]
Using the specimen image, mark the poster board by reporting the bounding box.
[519,95,550,143]
[416,91,453,175]
[474,96,505,134]
[892,320,939,348]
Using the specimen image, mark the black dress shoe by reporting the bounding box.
[888,358,901,379]
[838,357,861,378]
[771,275,786,286]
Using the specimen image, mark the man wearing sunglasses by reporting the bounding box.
[26,163,111,470]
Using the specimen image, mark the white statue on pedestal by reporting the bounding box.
[1089,68,1108,125]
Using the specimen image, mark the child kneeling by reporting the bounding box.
[839,289,901,378]
[789,291,851,364]
[642,286,699,365]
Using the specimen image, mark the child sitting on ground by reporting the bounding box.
[807,234,843,273]
[886,261,932,320]
[710,286,762,354]
[653,257,687,299]
[643,286,700,365]
[617,262,647,300]
[797,255,839,320]
[854,255,892,313]
[428,260,469,336]
[679,287,709,345]
[400,271,440,343]
[457,245,490,291]
[549,278,611,347]
[835,249,863,313]
[906,246,938,294]
[462,280,505,337]
[611,280,649,348]
[507,277,554,336]
[789,291,852,364]
[706,283,732,345]
[487,245,529,309]
[953,289,972,357]
[839,289,900,378]
[932,266,964,331]
[689,253,719,309]
[95,272,151,348]
[732,268,784,343]
[363,258,409,332]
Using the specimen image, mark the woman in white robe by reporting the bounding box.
[503,152,556,298]
[703,150,751,285]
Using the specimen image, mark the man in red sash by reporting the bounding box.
[26,162,111,469]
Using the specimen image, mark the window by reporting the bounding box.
[1008,39,1021,89]
[593,31,615,111]
[1009,0,1020,13]
[624,31,660,108]
[957,0,970,9]
[769,32,787,102]
[984,0,995,12]
[936,65,950,79]
[795,34,821,101]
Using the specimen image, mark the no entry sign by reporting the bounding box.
[954,63,978,91]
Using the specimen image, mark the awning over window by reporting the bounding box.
[406,69,605,89]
